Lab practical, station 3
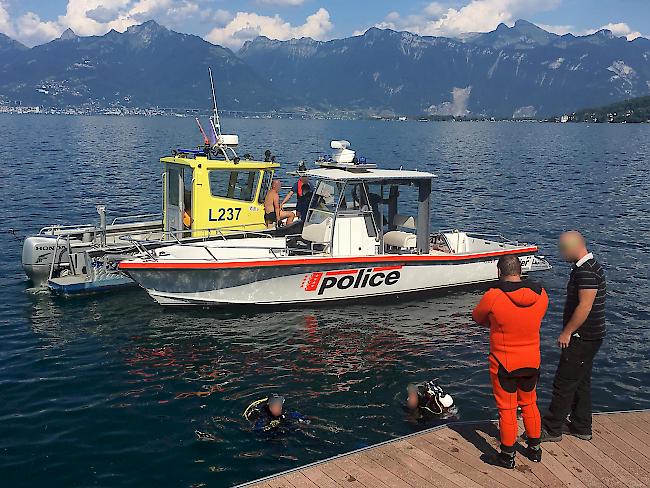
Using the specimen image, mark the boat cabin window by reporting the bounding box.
[306,180,343,224]
[183,167,193,212]
[340,182,364,211]
[209,170,261,202]
[168,167,180,205]
[258,170,273,204]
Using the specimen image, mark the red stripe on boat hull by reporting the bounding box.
[119,246,538,271]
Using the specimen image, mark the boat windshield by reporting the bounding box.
[209,170,261,202]
[305,180,343,224]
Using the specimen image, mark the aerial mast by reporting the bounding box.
[208,67,221,142]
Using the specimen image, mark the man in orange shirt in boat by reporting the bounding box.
[472,255,549,469]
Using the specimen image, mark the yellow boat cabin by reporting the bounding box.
[162,148,280,237]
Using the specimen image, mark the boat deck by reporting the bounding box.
[239,410,650,488]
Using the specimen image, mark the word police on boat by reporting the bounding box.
[301,267,402,295]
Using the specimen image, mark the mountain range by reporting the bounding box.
[1,19,649,117]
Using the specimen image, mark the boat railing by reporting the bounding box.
[48,233,74,280]
[118,224,277,260]
[110,213,161,225]
[121,223,275,245]
[38,223,96,236]
[436,229,523,246]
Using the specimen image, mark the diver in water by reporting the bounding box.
[405,381,456,421]
[244,394,307,433]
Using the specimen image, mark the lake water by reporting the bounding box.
[1,115,648,487]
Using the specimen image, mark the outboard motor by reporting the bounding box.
[21,236,68,287]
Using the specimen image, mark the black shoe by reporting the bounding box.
[564,422,592,441]
[481,451,516,469]
[539,428,562,443]
[525,445,542,462]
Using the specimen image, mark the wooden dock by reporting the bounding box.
[239,410,650,488]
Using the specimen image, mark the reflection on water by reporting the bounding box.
[1,116,649,486]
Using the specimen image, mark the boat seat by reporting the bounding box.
[384,230,416,249]
[393,214,416,229]
[301,217,333,245]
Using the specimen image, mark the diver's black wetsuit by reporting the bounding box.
[251,404,305,432]
[405,382,456,422]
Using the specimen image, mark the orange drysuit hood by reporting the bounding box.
[496,281,544,308]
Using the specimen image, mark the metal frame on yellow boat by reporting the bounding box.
[21,137,299,296]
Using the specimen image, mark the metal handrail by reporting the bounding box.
[111,213,161,225]
[118,223,275,245]
[435,229,521,246]
[39,223,96,235]
[48,233,72,280]
[120,235,159,261]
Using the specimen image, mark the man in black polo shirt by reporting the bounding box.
[541,231,606,442]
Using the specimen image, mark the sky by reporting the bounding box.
[1,0,649,49]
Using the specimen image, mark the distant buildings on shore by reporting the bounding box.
[1,103,648,123]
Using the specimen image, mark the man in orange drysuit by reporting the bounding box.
[472,255,549,469]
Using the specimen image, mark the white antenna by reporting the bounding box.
[209,67,221,138]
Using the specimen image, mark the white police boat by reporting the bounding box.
[119,140,551,306]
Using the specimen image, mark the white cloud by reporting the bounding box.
[15,12,61,46]
[0,0,223,46]
[423,2,445,17]
[537,23,573,35]
[597,22,643,41]
[0,0,16,38]
[376,0,561,37]
[257,0,305,6]
[373,1,650,42]
[205,7,332,49]
[547,21,646,41]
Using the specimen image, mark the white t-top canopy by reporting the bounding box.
[303,166,436,181]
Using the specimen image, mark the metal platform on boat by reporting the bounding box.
[48,274,135,296]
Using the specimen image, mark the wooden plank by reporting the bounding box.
[561,435,645,488]
[418,429,535,488]
[449,423,565,488]
[390,439,483,488]
[364,447,437,488]
[425,424,541,488]
[333,456,394,488]
[542,443,602,488]
[352,452,414,488]
[588,427,650,485]
[601,414,650,453]
[283,472,321,488]
[552,435,627,488]
[407,436,511,488]
[375,443,462,488]
[318,460,376,488]
[594,416,650,463]
[621,413,650,436]
[267,478,296,488]
[300,466,344,488]
[240,412,650,488]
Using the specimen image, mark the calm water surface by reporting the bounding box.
[0,115,648,487]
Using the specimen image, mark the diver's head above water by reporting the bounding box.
[406,384,421,410]
[267,394,285,417]
[406,381,455,416]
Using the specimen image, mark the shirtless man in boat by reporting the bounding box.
[264,179,295,228]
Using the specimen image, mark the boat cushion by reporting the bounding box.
[384,230,417,249]
[302,218,333,244]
